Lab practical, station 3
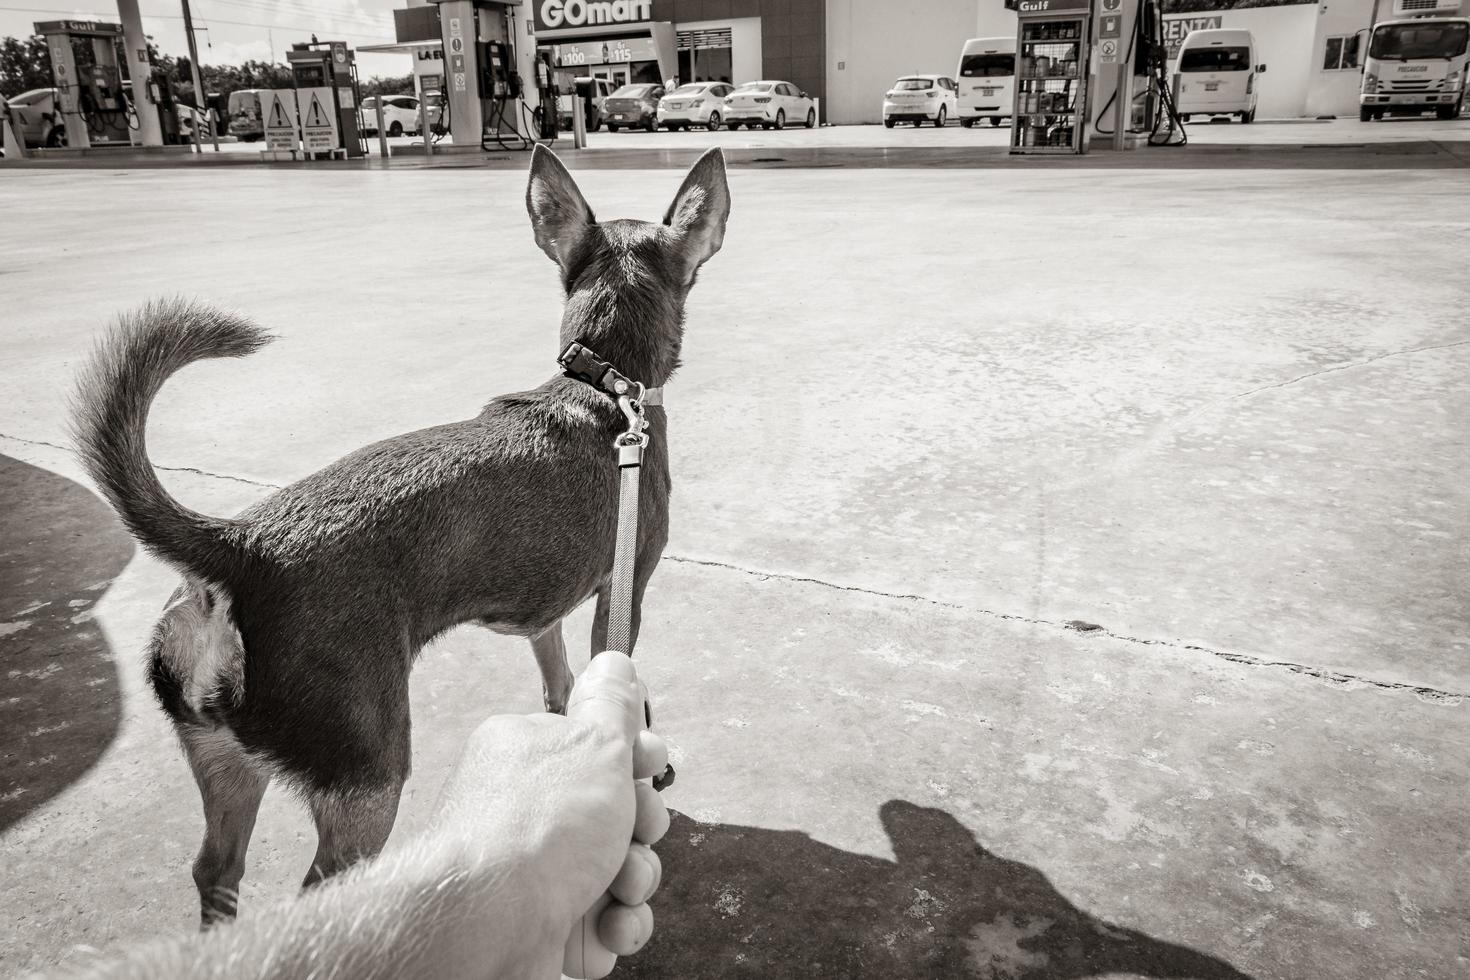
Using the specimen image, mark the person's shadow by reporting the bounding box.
[0,454,132,833]
[626,801,1254,979]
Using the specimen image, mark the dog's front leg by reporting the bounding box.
[530,621,573,715]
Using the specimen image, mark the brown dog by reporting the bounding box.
[69,146,730,925]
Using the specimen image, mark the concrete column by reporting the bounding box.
[117,0,164,146]
[438,0,483,147]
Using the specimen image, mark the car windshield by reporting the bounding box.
[960,53,1014,77]
[893,78,933,90]
[610,84,656,98]
[672,84,707,95]
[10,88,52,105]
[1179,45,1251,72]
[1370,22,1469,60]
[734,83,773,92]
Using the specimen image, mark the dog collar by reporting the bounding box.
[557,341,663,406]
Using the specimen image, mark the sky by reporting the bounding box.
[0,0,415,79]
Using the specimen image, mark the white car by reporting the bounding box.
[657,81,736,131]
[4,88,64,147]
[883,74,959,128]
[723,80,816,131]
[358,95,426,137]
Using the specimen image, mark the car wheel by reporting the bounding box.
[884,118,896,129]
[388,121,403,137]
[762,122,773,130]
[960,117,973,128]
[1437,101,1459,120]
[1240,108,1254,124]
[935,105,947,127]
[1359,107,1373,122]
[805,108,816,128]
[608,124,619,133]
[728,121,741,130]
[708,111,722,131]
[990,117,1002,127]
[774,109,785,130]
[645,117,657,132]
[1373,109,1386,120]
[46,124,66,148]
[1181,113,1192,123]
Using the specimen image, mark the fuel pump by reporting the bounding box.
[534,51,559,140]
[35,20,132,148]
[286,40,367,158]
[149,69,183,144]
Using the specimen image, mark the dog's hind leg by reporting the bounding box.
[531,621,573,715]
[302,780,404,889]
[180,725,270,928]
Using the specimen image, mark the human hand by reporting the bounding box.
[430,651,669,979]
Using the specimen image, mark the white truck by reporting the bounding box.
[1360,0,1469,120]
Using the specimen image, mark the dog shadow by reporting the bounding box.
[0,454,132,833]
[625,801,1254,979]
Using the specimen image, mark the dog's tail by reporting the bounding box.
[70,298,271,588]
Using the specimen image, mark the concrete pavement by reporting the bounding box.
[1,160,1467,978]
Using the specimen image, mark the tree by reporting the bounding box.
[361,74,414,97]
[0,35,52,95]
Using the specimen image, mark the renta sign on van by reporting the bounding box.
[536,0,652,31]
[1163,15,1224,59]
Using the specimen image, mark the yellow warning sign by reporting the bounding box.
[264,90,297,151]
[298,87,338,152]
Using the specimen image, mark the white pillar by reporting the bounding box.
[117,0,164,146]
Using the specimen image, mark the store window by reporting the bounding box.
[1323,33,1362,71]
[678,27,734,85]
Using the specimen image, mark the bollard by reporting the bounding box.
[572,92,587,149]
[1,100,25,159]
[376,97,388,159]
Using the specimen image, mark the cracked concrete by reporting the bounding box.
[2,164,1467,979]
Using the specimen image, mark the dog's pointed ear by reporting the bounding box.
[527,144,595,269]
[662,148,730,282]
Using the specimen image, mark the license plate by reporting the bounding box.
[981,87,997,96]
[668,102,683,110]
[1204,82,1219,92]
[612,113,626,119]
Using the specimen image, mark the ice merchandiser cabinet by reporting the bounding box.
[1010,0,1092,154]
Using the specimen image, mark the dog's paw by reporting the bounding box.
[652,763,675,792]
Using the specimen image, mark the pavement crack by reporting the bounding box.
[662,554,1465,705]
[0,432,279,490]
[1232,339,1470,401]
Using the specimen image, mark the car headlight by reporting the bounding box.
[1363,72,1378,92]
[1448,72,1464,91]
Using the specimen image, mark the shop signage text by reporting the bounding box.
[1162,15,1223,59]
[1014,0,1091,15]
[552,35,657,66]
[538,0,652,30]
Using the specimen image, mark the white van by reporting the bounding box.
[1175,29,1262,123]
[956,37,1016,127]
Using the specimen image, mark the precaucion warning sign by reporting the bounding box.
[298,87,338,153]
[264,90,298,150]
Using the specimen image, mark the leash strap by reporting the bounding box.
[555,341,653,656]
[607,432,642,656]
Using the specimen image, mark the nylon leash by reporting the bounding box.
[607,389,648,656]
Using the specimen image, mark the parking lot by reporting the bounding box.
[2,125,1468,979]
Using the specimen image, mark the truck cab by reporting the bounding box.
[1360,0,1469,120]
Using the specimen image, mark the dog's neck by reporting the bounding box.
[560,282,681,388]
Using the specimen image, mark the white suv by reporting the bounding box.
[883,75,959,128]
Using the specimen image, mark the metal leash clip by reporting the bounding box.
[615,382,649,467]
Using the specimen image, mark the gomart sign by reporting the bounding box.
[1162,15,1223,59]
[537,0,652,30]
